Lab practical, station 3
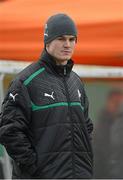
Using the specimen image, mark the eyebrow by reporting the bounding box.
[58,35,76,39]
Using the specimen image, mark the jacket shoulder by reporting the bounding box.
[15,62,42,84]
[71,71,85,87]
[3,62,43,101]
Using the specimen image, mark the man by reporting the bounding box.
[93,88,123,178]
[0,13,93,179]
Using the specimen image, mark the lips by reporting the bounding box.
[62,51,71,54]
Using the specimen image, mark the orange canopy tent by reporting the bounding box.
[0,0,123,66]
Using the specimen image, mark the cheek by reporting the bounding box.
[50,45,61,57]
[71,44,76,53]
[48,44,56,54]
[71,42,76,48]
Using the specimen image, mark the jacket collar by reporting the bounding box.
[39,50,74,76]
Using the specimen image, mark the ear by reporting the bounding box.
[45,43,49,51]
[75,37,77,43]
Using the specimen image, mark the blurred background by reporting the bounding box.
[0,0,123,179]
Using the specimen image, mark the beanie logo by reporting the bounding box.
[44,23,48,37]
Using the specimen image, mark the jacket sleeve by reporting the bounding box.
[0,79,37,175]
[82,86,93,136]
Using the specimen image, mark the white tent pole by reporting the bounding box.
[1,60,123,78]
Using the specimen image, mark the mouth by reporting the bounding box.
[62,50,71,55]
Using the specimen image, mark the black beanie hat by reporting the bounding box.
[44,13,77,44]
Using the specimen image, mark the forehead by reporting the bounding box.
[47,35,76,45]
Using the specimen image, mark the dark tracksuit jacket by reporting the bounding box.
[0,50,93,179]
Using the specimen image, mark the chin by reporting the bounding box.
[56,55,72,62]
[62,55,71,60]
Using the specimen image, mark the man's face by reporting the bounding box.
[46,35,76,65]
[107,94,123,113]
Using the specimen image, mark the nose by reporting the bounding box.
[64,40,70,47]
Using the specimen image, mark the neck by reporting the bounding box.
[40,49,74,76]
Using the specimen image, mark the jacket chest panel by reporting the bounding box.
[28,73,82,106]
[28,76,65,106]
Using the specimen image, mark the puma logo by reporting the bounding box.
[44,33,48,37]
[44,92,55,100]
[44,24,48,37]
[78,89,81,99]
[9,93,18,101]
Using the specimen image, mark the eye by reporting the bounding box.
[70,37,76,42]
[57,37,64,41]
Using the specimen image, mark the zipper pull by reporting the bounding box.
[64,67,67,75]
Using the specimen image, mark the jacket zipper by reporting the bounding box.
[62,67,75,178]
